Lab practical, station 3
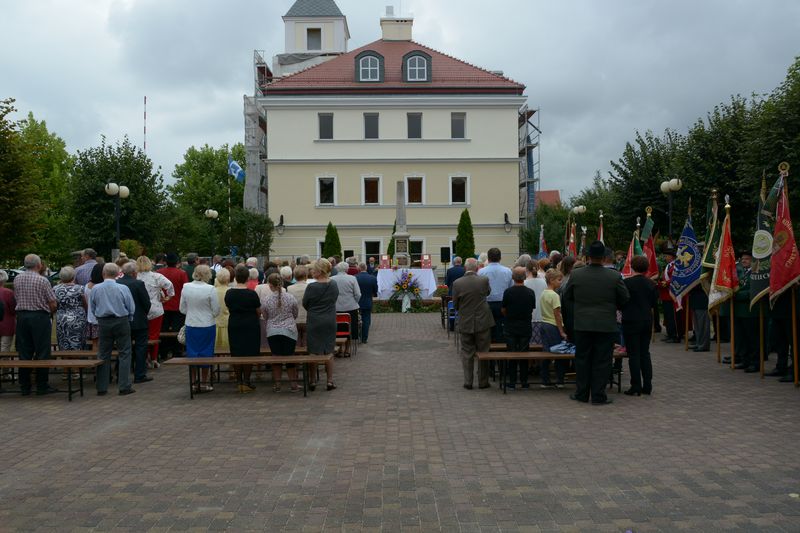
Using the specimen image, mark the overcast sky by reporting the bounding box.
[3,0,799,200]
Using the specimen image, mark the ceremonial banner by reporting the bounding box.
[621,235,636,278]
[536,224,548,259]
[708,202,738,311]
[670,215,702,306]
[640,214,655,242]
[700,192,721,287]
[643,235,659,278]
[567,223,577,257]
[750,177,780,309]
[769,171,800,306]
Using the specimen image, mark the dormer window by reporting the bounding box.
[360,56,379,81]
[402,51,432,82]
[355,51,384,82]
[407,56,427,81]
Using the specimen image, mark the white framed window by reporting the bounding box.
[405,176,425,205]
[363,239,383,260]
[359,56,379,81]
[316,176,337,206]
[449,175,470,205]
[407,56,427,81]
[361,176,382,205]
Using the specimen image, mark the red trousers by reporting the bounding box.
[148,316,164,361]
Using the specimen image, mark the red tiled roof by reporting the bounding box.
[536,190,561,207]
[265,39,525,95]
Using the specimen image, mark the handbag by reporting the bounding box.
[177,325,187,345]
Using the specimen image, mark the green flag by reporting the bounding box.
[750,176,781,308]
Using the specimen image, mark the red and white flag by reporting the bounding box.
[708,200,739,310]
[769,173,800,306]
[621,235,636,278]
[643,235,659,278]
[568,223,577,257]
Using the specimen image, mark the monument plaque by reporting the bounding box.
[393,181,411,267]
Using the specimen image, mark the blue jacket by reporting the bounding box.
[356,272,378,310]
[445,265,466,294]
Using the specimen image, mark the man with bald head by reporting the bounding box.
[501,266,537,389]
[452,257,495,389]
[14,254,57,395]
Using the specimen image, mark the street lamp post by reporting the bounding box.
[205,209,219,255]
[660,178,682,243]
[105,183,130,259]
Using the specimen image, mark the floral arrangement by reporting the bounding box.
[389,270,423,310]
[434,285,449,298]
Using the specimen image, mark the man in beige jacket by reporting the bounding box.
[452,258,495,389]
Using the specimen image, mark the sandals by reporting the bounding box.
[327,382,337,391]
[273,384,281,393]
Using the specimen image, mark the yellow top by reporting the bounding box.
[540,289,561,327]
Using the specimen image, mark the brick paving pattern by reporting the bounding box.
[1,313,799,532]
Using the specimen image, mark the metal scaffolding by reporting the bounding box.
[243,50,270,214]
[518,106,541,228]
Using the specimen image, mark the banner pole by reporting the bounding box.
[792,287,799,386]
[730,299,736,370]
[759,301,765,378]
[684,302,689,351]
[716,312,721,364]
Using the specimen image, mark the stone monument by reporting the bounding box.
[393,181,411,267]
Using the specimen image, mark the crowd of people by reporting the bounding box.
[448,244,639,404]
[0,250,381,397]
[446,239,794,403]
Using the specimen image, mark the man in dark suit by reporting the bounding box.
[563,241,630,405]
[452,258,495,390]
[118,262,152,384]
[445,256,465,295]
[355,263,378,343]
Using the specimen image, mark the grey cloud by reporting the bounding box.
[2,0,799,197]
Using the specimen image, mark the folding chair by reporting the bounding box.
[336,313,355,357]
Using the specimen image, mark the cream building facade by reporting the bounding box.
[245,0,528,267]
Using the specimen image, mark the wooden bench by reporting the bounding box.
[163,355,334,398]
[489,343,544,352]
[0,359,104,401]
[477,350,629,394]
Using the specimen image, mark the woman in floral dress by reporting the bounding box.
[54,266,87,350]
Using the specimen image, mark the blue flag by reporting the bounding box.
[670,215,702,307]
[228,156,245,183]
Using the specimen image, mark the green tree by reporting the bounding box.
[322,222,342,258]
[0,98,40,261]
[70,136,167,257]
[230,209,274,258]
[18,112,76,264]
[387,220,396,256]
[455,209,475,259]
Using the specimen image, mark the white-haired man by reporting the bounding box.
[89,263,136,396]
[452,257,495,390]
[13,254,57,395]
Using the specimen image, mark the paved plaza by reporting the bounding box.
[1,313,800,532]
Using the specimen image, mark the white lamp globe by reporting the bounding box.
[669,178,682,192]
[105,183,119,196]
[660,181,671,194]
[118,186,130,199]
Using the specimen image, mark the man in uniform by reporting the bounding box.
[732,251,759,371]
[563,241,630,405]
